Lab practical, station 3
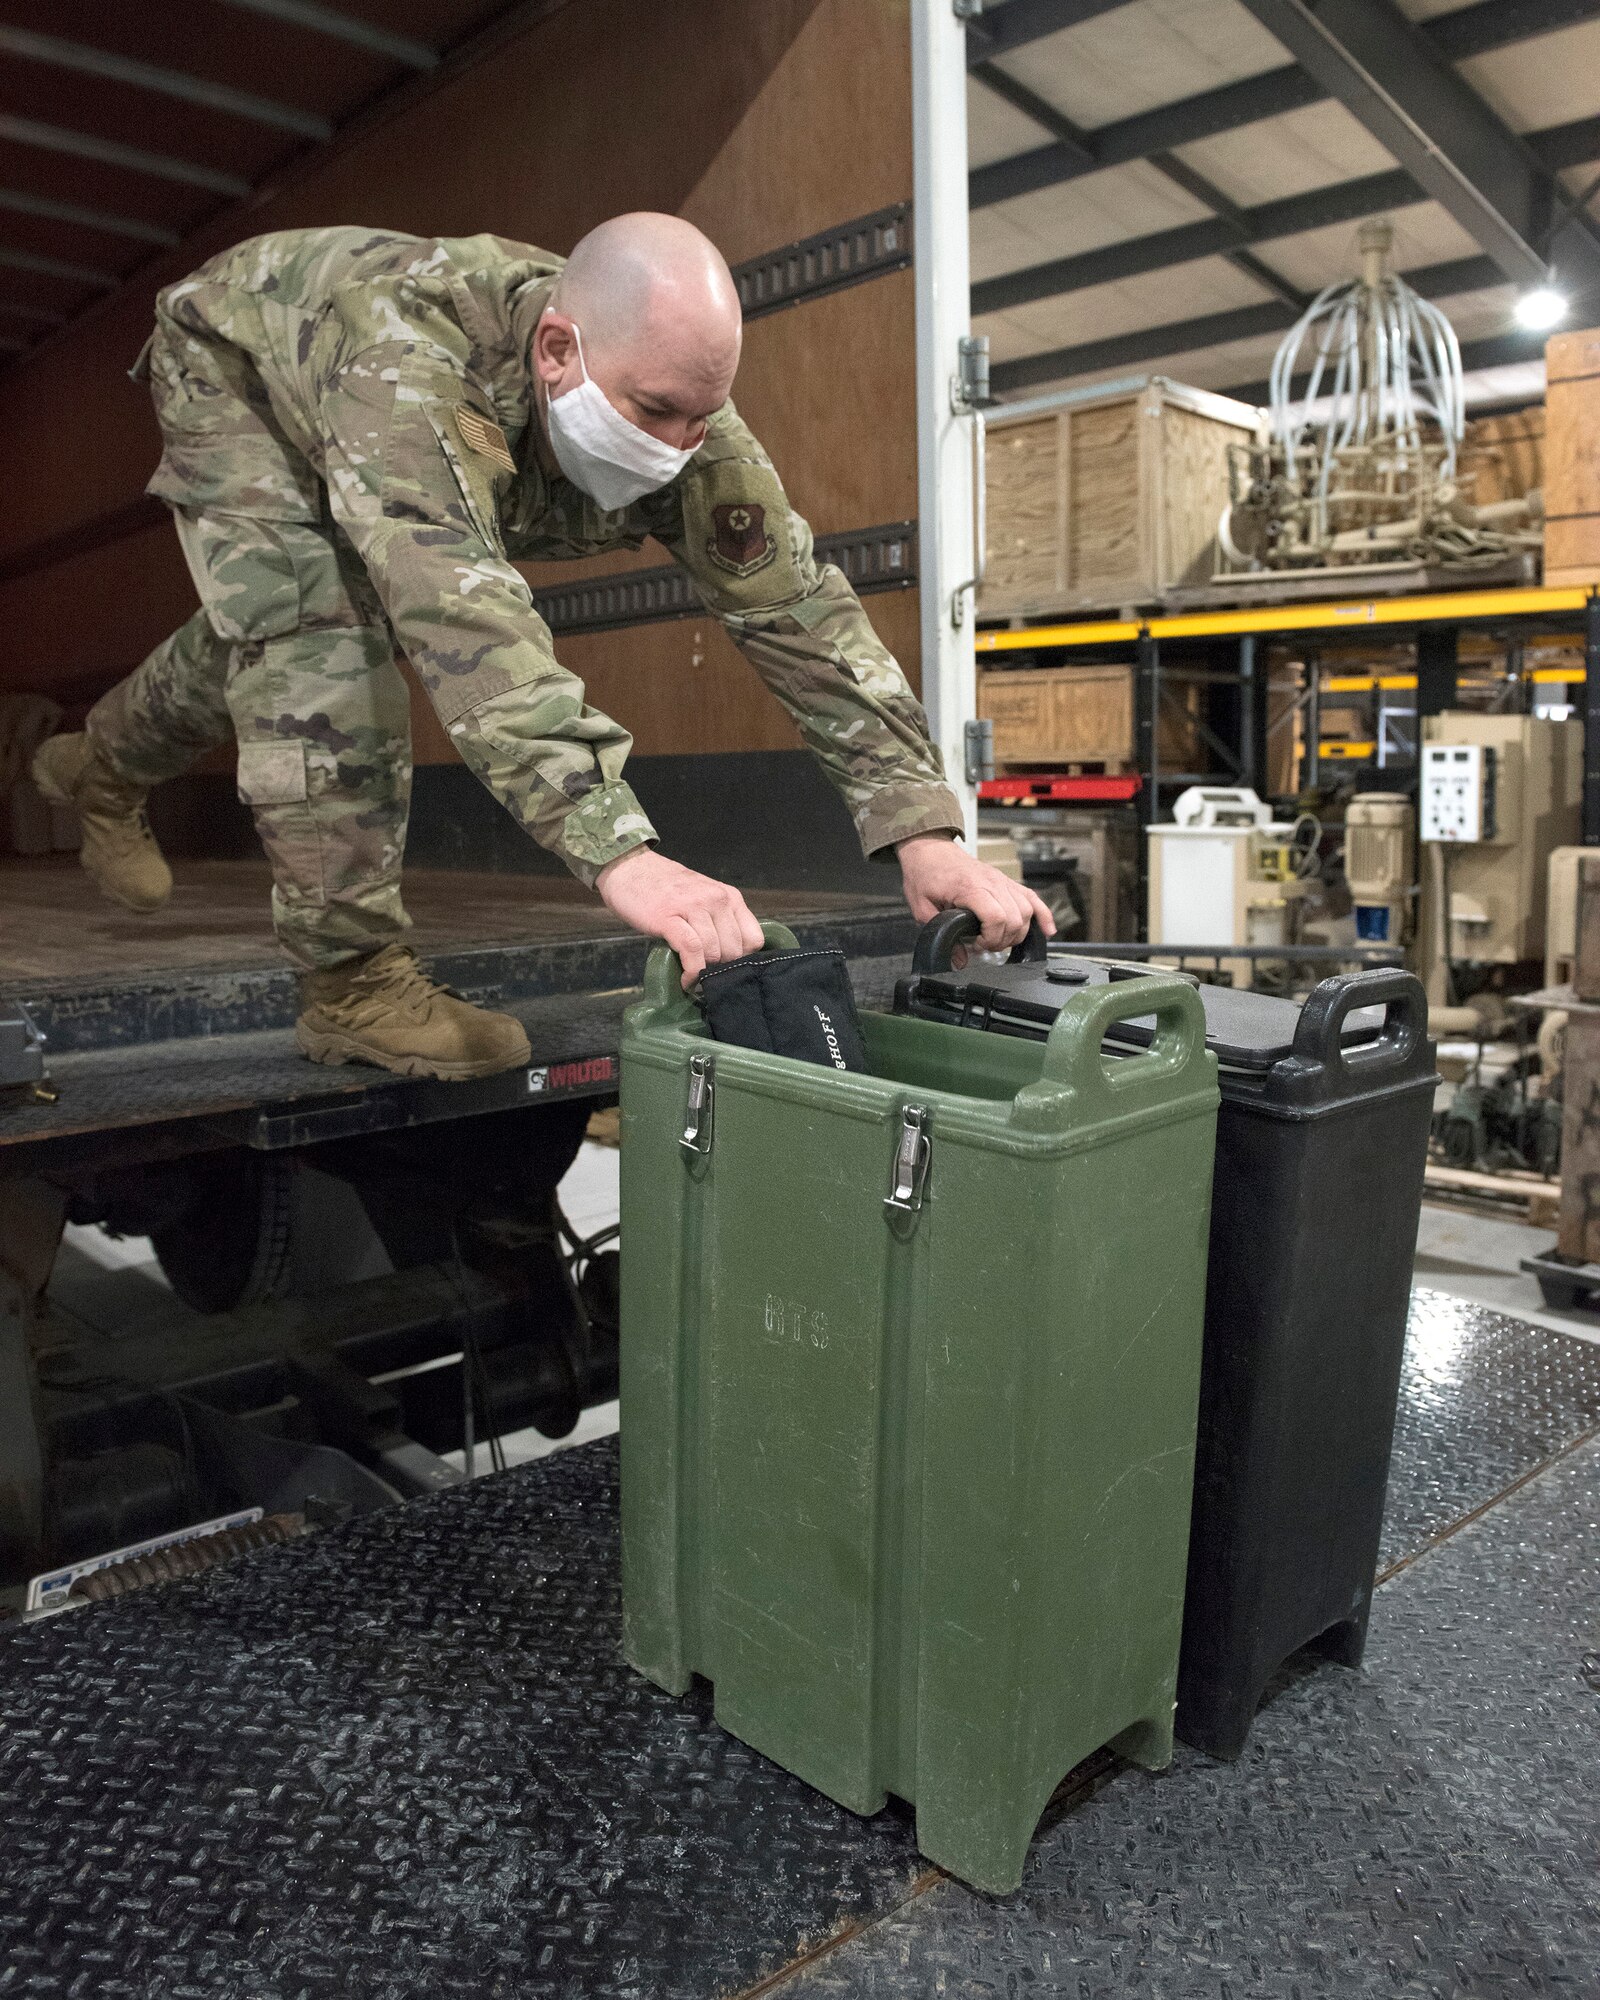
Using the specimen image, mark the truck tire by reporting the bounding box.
[152,1151,296,1313]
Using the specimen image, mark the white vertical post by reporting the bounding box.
[912,0,978,839]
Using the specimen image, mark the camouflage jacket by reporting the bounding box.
[140,227,962,884]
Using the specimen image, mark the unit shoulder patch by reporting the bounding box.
[454,404,516,474]
[707,501,777,578]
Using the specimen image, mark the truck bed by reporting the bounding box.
[0,860,916,1172]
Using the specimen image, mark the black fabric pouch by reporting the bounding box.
[698,948,869,1073]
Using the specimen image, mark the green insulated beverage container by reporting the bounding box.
[620,924,1219,1894]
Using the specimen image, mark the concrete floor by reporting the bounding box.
[1413,1201,1600,1344]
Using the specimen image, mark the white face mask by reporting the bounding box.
[542,318,701,511]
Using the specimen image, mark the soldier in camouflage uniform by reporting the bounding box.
[36,214,1049,1078]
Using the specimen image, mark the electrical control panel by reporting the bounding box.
[1421,742,1496,842]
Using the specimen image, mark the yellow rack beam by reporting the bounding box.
[1319,665,1586,694]
[975,585,1594,653]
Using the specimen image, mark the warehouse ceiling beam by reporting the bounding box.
[968,0,1600,210]
[1089,65,1319,168]
[1405,252,1507,298]
[1536,113,1600,173]
[975,165,1413,313]
[0,244,119,290]
[964,0,1135,67]
[0,301,67,326]
[0,26,333,141]
[993,300,1297,395]
[970,62,1098,169]
[1126,149,1310,310]
[971,57,1309,310]
[1429,0,1600,62]
[970,67,1313,209]
[0,189,180,248]
[988,250,1502,394]
[1233,0,1600,295]
[977,99,1600,319]
[0,114,252,197]
[217,0,439,69]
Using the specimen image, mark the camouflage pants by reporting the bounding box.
[88,506,412,971]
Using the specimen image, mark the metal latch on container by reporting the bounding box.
[885,1104,931,1215]
[680,1053,714,1155]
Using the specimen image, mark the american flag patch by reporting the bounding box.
[454,404,515,473]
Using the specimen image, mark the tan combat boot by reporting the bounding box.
[31,732,173,913]
[296,942,532,1081]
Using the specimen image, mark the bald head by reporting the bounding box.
[556,213,741,369]
[533,212,743,452]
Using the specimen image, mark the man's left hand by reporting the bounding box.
[896,833,1055,958]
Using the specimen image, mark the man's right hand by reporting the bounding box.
[596,847,765,987]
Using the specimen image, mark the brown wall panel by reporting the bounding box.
[471,0,917,766]
[558,621,801,761]
[1,0,918,802]
[0,0,822,566]
[0,539,920,769]
[677,0,912,263]
[446,582,921,765]
[0,527,193,698]
[724,268,918,535]
[859,587,920,692]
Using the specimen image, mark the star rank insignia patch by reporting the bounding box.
[454,404,516,473]
[708,501,776,578]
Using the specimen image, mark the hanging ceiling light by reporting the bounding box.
[1514,287,1568,331]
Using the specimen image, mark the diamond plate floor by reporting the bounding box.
[1380,1288,1600,1568]
[0,1449,925,2000]
[0,1293,1596,1999]
[783,1436,1600,2000]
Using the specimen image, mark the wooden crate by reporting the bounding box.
[980,666,1129,768]
[980,376,1264,618]
[1459,405,1544,507]
[978,663,1204,772]
[1544,326,1600,588]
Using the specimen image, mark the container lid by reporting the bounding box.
[901,914,1435,1110]
[907,959,1384,1073]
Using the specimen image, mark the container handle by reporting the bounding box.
[911,907,1048,973]
[1012,974,1209,1129]
[1289,968,1428,1080]
[639,920,802,1018]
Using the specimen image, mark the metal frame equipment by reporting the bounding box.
[977,584,1600,929]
